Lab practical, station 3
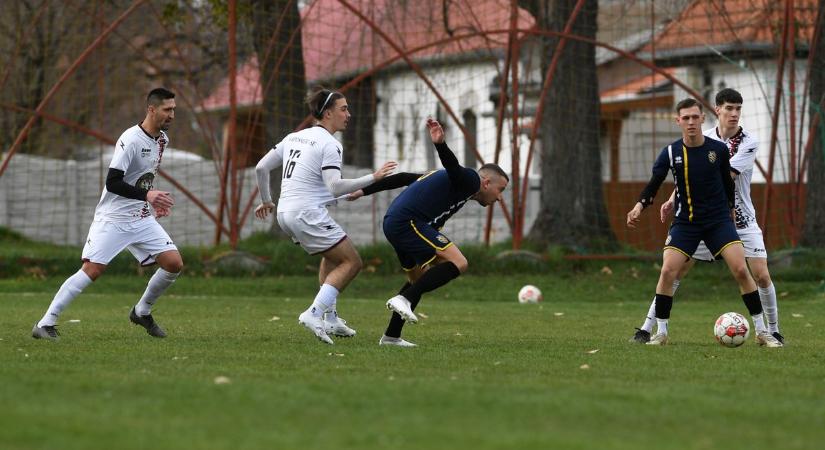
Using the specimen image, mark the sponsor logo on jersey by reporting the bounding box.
[708,151,717,163]
[674,156,683,165]
[141,148,151,157]
[436,235,449,244]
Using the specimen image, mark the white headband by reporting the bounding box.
[318,92,335,116]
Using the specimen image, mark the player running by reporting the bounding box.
[254,87,395,344]
[32,88,183,340]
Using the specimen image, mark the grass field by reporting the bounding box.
[1,263,824,450]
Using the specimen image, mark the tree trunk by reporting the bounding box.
[802,0,825,248]
[521,0,615,250]
[250,0,307,234]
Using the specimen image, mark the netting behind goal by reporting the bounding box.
[0,0,821,253]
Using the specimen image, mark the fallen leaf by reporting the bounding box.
[580,364,590,370]
[213,376,231,385]
[554,312,564,316]
[269,316,280,321]
[792,313,804,318]
[600,266,613,275]
[780,292,789,297]
[68,319,81,323]
[418,312,429,319]
[586,349,599,354]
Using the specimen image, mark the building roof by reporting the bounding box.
[201,0,534,112]
[599,68,676,104]
[641,0,819,59]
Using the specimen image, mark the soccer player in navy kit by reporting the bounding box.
[626,98,777,346]
[352,118,508,347]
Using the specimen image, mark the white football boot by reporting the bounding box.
[645,333,669,346]
[386,295,417,323]
[324,313,356,337]
[298,310,333,345]
[378,335,417,347]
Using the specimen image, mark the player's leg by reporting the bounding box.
[33,221,125,340]
[380,267,423,347]
[646,248,689,345]
[402,244,466,309]
[126,220,181,338]
[633,257,692,342]
[747,256,781,339]
[741,229,782,341]
[318,249,359,338]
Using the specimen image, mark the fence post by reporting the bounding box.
[66,159,79,244]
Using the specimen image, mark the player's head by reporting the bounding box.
[146,88,176,131]
[714,88,743,129]
[675,98,704,139]
[307,87,349,132]
[474,163,509,206]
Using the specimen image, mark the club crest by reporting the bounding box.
[708,151,717,163]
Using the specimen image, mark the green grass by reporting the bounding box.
[1,263,824,450]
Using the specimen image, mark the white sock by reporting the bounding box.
[38,270,93,327]
[135,268,179,316]
[656,318,669,335]
[642,279,680,333]
[751,313,768,334]
[758,283,779,333]
[307,283,338,318]
[641,298,656,332]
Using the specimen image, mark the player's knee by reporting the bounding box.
[452,255,468,274]
[349,253,363,274]
[753,271,772,287]
[164,259,184,274]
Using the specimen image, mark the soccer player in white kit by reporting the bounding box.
[254,87,396,344]
[32,88,183,340]
[630,88,783,346]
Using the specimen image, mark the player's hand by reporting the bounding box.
[426,118,445,143]
[346,190,364,201]
[155,206,171,218]
[626,203,643,229]
[659,199,674,223]
[147,190,174,209]
[373,161,397,180]
[255,202,275,219]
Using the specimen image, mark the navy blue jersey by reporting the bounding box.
[384,143,480,229]
[639,137,734,224]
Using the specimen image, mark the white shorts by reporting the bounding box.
[693,227,767,261]
[82,217,178,266]
[277,208,347,255]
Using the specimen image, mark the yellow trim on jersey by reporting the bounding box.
[682,145,694,221]
[663,245,691,259]
[409,220,452,251]
[713,240,743,258]
[416,170,437,181]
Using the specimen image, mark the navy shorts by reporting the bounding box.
[383,216,453,270]
[664,219,742,260]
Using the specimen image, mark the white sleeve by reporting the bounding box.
[110,139,135,172]
[322,169,375,197]
[729,137,758,175]
[255,146,284,203]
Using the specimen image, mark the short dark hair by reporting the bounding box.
[147,88,175,106]
[675,98,702,114]
[479,163,509,182]
[307,86,344,119]
[715,88,743,106]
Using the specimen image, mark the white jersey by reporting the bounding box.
[273,126,343,212]
[703,126,759,231]
[94,124,168,222]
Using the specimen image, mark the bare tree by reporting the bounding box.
[519,0,616,250]
[802,0,825,248]
[249,0,307,233]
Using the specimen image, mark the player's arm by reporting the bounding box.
[254,146,284,219]
[107,140,173,209]
[355,172,422,197]
[323,161,397,198]
[627,149,669,228]
[426,118,464,184]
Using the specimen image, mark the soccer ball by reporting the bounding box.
[518,285,542,304]
[713,312,750,347]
